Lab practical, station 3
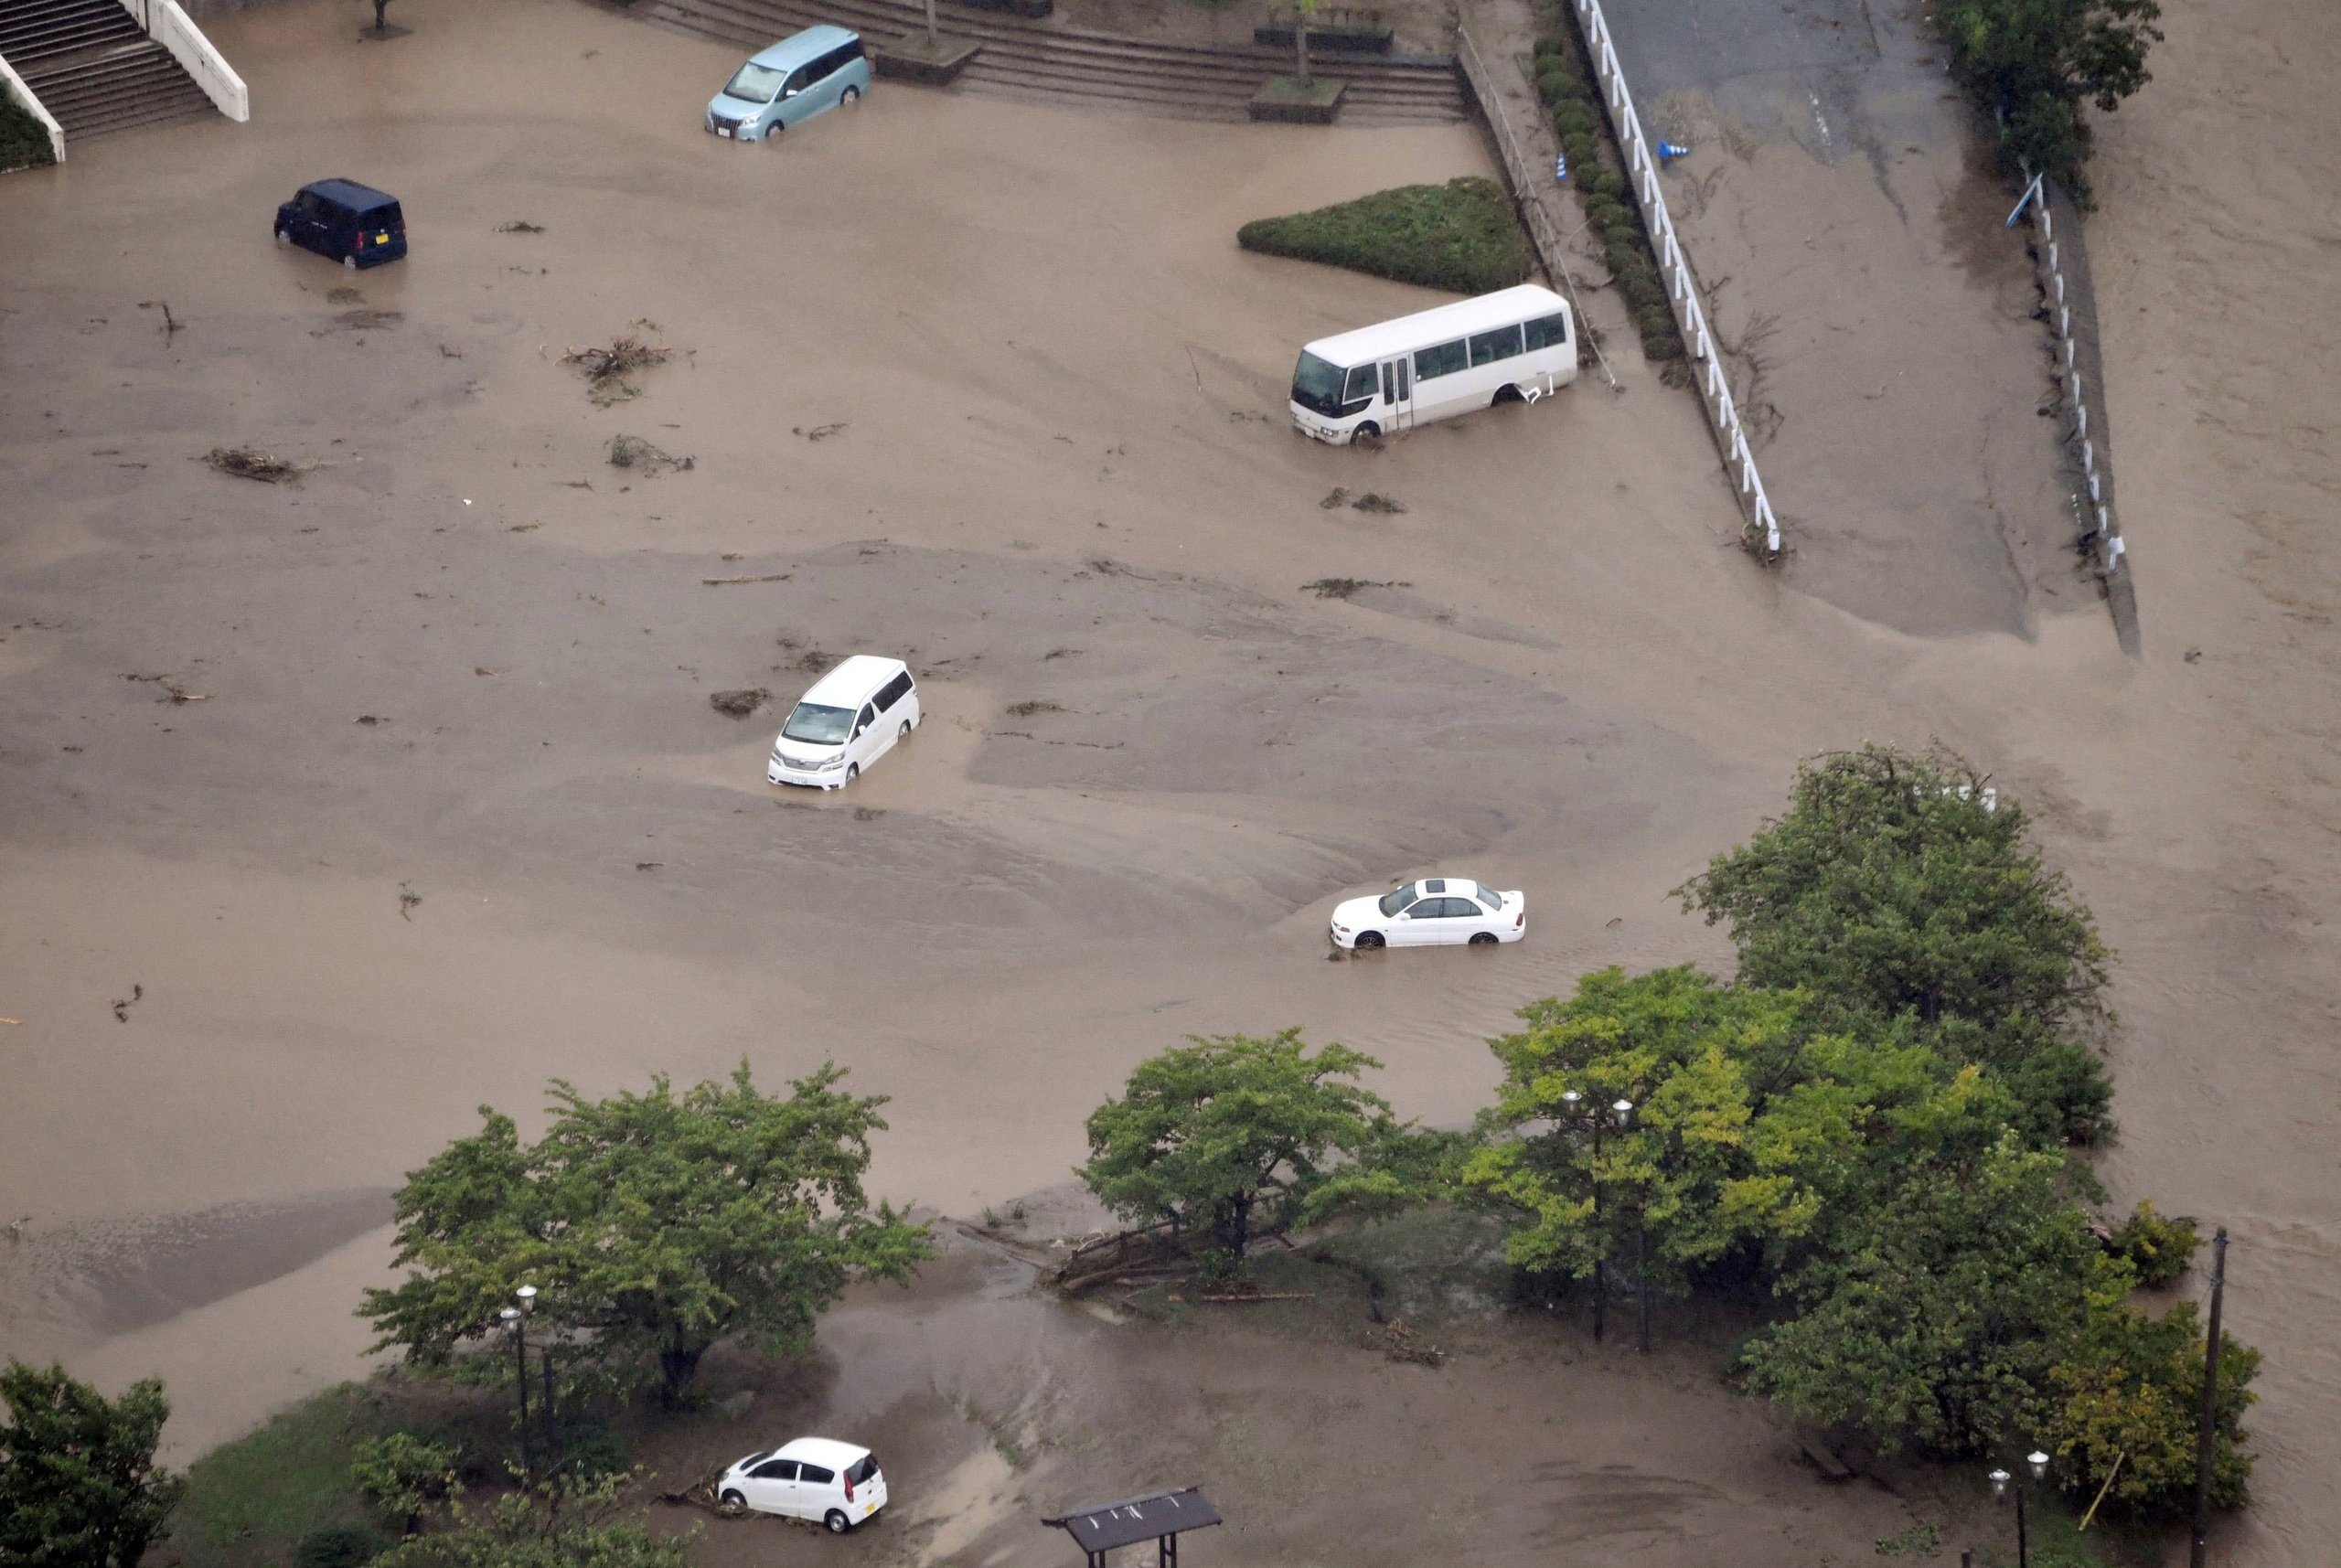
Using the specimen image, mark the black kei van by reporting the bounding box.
[273,179,407,270]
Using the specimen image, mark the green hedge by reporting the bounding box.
[1236,176,1534,296]
[0,84,55,172]
[1529,30,1683,368]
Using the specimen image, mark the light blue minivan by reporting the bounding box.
[705,26,871,142]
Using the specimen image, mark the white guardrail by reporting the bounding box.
[1566,0,1780,555]
[0,48,68,165]
[2015,175,2123,578]
[117,0,248,122]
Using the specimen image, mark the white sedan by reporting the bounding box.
[1331,877,1524,951]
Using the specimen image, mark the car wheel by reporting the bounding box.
[274,229,289,246]
[824,1509,850,1535]
[717,1491,747,1518]
[841,86,861,105]
[343,253,358,270]
[845,763,859,783]
[1352,421,1381,446]
[1469,932,1499,945]
[1354,932,1384,951]
[764,121,782,144]
[897,720,912,741]
[1493,384,1525,405]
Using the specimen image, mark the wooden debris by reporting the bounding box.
[702,573,792,585]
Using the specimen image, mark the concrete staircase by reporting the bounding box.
[638,0,1466,125]
[0,0,217,140]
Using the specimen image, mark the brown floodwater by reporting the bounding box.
[2,0,2336,1560]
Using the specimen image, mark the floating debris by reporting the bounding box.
[709,688,771,719]
[607,433,694,475]
[562,323,671,406]
[202,446,302,484]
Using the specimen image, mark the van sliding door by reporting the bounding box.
[1382,358,1414,432]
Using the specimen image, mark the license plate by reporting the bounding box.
[376,232,390,244]
[718,127,731,137]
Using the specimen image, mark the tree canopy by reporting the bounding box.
[1079,1029,1399,1262]
[0,1360,184,1568]
[1681,743,2114,1142]
[1937,0,2164,201]
[361,1061,933,1404]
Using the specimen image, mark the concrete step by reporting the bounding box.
[644,0,1463,123]
[0,0,143,63]
[20,35,217,139]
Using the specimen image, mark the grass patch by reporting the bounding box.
[1237,176,1534,296]
[0,85,54,173]
[171,1386,375,1568]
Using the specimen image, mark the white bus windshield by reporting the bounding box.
[1290,352,1350,418]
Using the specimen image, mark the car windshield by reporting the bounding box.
[1290,351,1351,418]
[782,701,853,744]
[724,60,786,101]
[1378,886,1420,917]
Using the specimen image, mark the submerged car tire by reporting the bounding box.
[343,253,358,270]
[1351,421,1381,446]
[841,86,861,105]
[846,763,859,783]
[717,1491,747,1518]
[825,1510,850,1535]
[274,229,289,246]
[1470,932,1500,945]
[1492,383,1525,405]
[1353,932,1385,950]
[898,720,912,741]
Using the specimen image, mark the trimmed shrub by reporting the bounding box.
[2105,1200,2200,1288]
[1527,8,1683,365]
[1237,176,1534,296]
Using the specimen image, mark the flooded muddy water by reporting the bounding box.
[4,0,2339,1560]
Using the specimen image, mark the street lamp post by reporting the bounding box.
[1555,1091,1636,1343]
[504,1284,539,1477]
[1989,1450,2050,1568]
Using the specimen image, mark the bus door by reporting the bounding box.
[1380,357,1414,432]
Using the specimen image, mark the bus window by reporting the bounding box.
[1415,339,1469,379]
[1523,313,1571,351]
[1470,325,1523,366]
[1342,365,1379,412]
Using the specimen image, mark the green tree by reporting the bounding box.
[1736,1134,2111,1454]
[1681,743,2115,1143]
[1937,0,2163,201]
[1462,967,1820,1291]
[0,1360,184,1568]
[361,1062,934,1406]
[350,1433,459,1536]
[1080,1029,1397,1264]
[2029,1296,2258,1517]
[369,1478,688,1568]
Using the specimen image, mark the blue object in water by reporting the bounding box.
[1658,141,1691,163]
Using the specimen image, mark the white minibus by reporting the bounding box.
[1287,283,1577,446]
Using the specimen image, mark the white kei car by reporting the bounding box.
[1330,877,1524,951]
[717,1437,887,1532]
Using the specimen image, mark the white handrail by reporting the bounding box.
[115,0,247,122]
[0,48,66,165]
[1569,0,1778,555]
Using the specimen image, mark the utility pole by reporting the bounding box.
[2191,1227,2229,1568]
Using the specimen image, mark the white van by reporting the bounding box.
[767,656,920,789]
[1288,283,1577,446]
